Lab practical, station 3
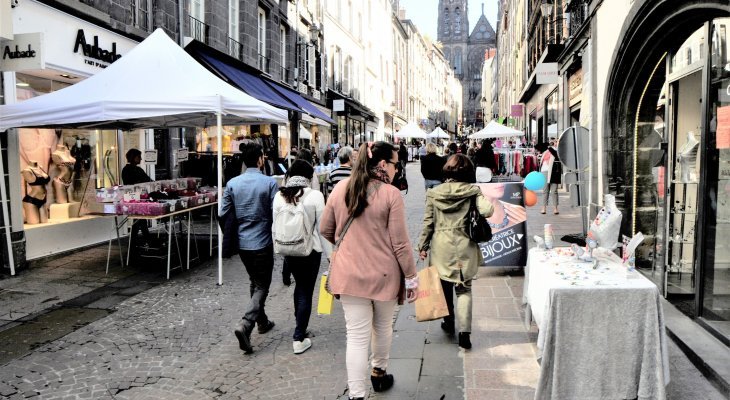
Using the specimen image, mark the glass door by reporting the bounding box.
[698,18,730,344]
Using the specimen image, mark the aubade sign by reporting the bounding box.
[73,29,122,67]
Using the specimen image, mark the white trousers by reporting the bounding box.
[340,294,397,398]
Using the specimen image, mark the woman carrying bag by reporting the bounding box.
[417,154,493,350]
[273,160,329,354]
[320,142,418,400]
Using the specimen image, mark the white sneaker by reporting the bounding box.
[293,338,312,354]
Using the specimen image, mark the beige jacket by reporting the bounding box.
[320,179,417,302]
[418,182,493,283]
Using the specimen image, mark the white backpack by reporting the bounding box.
[273,192,314,257]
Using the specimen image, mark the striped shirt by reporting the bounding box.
[327,166,352,193]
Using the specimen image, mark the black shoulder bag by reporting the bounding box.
[465,196,492,243]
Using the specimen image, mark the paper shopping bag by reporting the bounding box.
[317,273,334,315]
[414,266,450,322]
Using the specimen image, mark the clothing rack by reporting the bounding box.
[488,148,540,182]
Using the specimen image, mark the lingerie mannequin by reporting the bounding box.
[676,131,699,183]
[21,161,50,224]
[51,144,76,203]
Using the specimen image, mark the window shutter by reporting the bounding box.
[308,45,316,85]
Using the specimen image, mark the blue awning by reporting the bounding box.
[266,83,335,125]
[195,52,302,113]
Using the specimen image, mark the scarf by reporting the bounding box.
[370,166,392,185]
[285,176,310,188]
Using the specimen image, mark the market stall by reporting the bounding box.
[0,29,288,283]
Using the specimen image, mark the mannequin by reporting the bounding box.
[677,131,699,183]
[51,144,76,203]
[21,161,50,224]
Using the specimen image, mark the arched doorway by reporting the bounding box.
[604,0,730,342]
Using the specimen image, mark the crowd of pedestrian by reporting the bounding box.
[220,137,567,399]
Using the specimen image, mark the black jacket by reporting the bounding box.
[420,153,446,181]
[121,164,152,185]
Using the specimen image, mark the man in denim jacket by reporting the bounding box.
[220,142,278,354]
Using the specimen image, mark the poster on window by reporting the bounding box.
[475,182,528,267]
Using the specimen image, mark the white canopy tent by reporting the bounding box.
[0,29,288,283]
[428,126,449,139]
[393,121,428,139]
[468,120,524,139]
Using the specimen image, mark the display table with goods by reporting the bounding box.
[92,178,218,279]
[523,246,670,400]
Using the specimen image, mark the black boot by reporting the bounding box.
[458,332,472,349]
[441,319,455,334]
[370,367,394,392]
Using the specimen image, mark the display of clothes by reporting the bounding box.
[489,149,539,178]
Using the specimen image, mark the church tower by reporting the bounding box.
[437,0,469,77]
[439,1,497,130]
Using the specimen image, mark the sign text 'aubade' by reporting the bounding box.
[3,44,36,60]
[73,29,121,67]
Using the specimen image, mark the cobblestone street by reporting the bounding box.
[0,164,725,399]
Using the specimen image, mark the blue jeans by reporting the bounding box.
[238,245,274,333]
[286,251,322,341]
[424,179,442,190]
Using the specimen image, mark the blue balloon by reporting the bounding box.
[524,171,546,191]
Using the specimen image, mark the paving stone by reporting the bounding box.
[389,331,426,359]
[417,375,465,399]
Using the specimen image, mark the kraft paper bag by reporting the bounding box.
[317,273,334,315]
[415,266,450,322]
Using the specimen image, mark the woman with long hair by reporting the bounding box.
[273,160,329,354]
[320,142,418,400]
[417,154,494,349]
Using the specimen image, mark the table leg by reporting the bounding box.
[126,218,133,267]
[115,217,124,268]
[209,210,213,257]
[167,216,173,280]
[186,211,191,270]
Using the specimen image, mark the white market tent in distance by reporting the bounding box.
[394,121,428,139]
[428,126,449,139]
[468,120,524,139]
[0,28,289,284]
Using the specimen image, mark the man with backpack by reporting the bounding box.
[220,142,278,354]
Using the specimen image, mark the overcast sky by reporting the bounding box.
[397,0,499,42]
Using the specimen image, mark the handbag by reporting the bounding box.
[465,195,492,243]
[414,266,450,322]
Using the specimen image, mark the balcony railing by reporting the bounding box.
[188,15,210,45]
[566,0,590,38]
[228,37,244,61]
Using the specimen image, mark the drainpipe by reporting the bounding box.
[178,0,185,46]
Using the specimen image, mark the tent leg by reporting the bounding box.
[0,140,15,276]
[217,112,223,286]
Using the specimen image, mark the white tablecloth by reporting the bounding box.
[524,247,670,400]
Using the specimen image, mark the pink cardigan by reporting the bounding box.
[320,178,417,302]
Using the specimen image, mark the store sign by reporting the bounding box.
[144,150,158,164]
[476,182,528,267]
[11,1,136,75]
[720,79,730,103]
[332,99,345,112]
[510,104,524,117]
[535,62,559,84]
[0,33,45,71]
[73,29,122,68]
[176,148,189,162]
[717,105,730,149]
[569,68,583,106]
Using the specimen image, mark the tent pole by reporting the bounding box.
[0,138,15,276]
[217,112,223,286]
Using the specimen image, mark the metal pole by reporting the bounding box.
[216,112,223,286]
[0,137,15,275]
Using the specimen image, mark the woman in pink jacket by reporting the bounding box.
[320,141,418,400]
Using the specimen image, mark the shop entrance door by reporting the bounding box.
[665,70,703,303]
